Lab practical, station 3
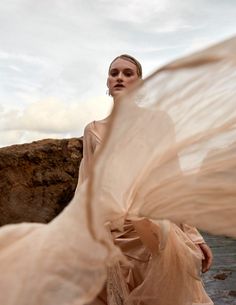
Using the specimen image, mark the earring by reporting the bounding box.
[106,89,111,96]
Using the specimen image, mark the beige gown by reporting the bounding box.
[82,119,213,305]
[0,36,236,305]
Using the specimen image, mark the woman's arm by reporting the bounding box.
[181,224,213,273]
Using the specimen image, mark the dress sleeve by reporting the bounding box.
[78,122,96,185]
[181,224,205,244]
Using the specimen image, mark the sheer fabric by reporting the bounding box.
[0,36,236,305]
[83,119,211,305]
[87,37,236,239]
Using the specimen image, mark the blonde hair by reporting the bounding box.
[109,54,142,78]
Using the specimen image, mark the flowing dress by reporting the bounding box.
[82,119,213,305]
[0,36,236,305]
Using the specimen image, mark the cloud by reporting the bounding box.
[0,96,113,147]
[0,130,25,147]
[0,0,236,148]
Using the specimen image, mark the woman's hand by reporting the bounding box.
[198,243,213,273]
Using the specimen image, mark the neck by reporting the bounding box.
[112,93,124,104]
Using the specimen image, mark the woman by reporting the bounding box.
[81,54,213,305]
[1,39,235,305]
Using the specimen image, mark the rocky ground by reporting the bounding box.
[0,139,235,304]
[202,233,236,305]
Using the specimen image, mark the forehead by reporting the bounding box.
[109,58,137,71]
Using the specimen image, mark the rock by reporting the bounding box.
[0,138,83,226]
[213,272,231,280]
[229,291,236,297]
[202,233,236,305]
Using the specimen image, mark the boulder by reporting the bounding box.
[0,138,83,226]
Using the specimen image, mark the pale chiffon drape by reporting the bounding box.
[0,36,236,305]
[82,119,211,305]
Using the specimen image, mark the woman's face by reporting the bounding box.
[107,58,140,98]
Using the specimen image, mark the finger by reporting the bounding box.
[200,244,213,272]
[204,247,213,268]
[202,259,208,273]
[206,251,213,270]
[203,255,213,273]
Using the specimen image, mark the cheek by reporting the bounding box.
[127,76,139,84]
[107,77,113,88]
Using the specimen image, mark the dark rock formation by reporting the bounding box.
[0,138,83,226]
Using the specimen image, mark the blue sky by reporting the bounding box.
[1,0,236,147]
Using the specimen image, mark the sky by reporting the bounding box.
[0,0,236,147]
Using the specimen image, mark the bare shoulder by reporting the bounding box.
[93,117,110,132]
[84,117,108,132]
[84,121,96,134]
[83,118,109,143]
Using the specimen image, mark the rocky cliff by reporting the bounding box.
[0,138,83,226]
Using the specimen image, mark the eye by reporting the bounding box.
[124,69,134,77]
[110,69,118,77]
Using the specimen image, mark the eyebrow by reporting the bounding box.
[110,68,135,73]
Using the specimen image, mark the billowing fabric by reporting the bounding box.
[84,119,211,305]
[0,36,236,305]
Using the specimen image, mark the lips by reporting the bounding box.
[114,84,125,88]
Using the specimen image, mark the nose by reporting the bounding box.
[117,72,124,82]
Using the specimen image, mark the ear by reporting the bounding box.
[106,78,109,88]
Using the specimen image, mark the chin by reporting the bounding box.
[112,89,126,98]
